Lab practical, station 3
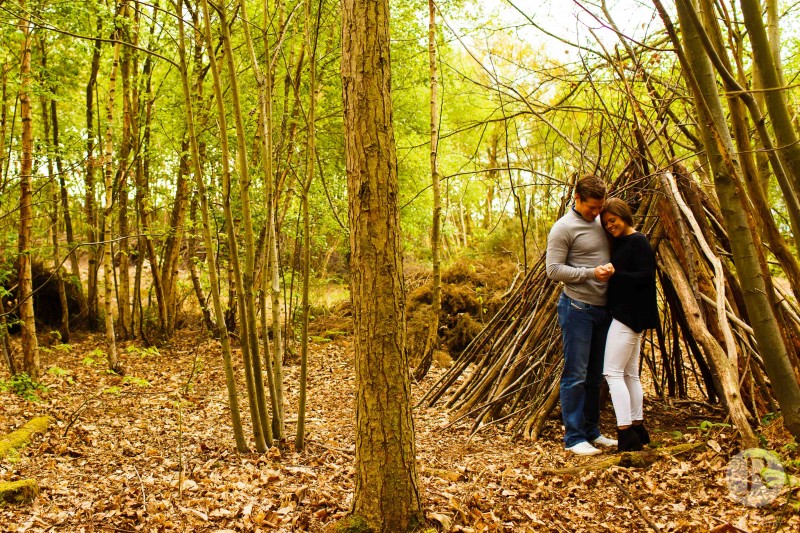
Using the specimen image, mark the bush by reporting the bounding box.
[0,373,49,402]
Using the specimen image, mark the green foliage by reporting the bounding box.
[83,348,109,367]
[125,345,160,358]
[0,373,49,402]
[688,420,731,433]
[102,386,121,396]
[47,365,74,385]
[123,376,151,388]
[53,344,73,353]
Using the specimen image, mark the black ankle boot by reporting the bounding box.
[632,423,650,445]
[617,427,643,452]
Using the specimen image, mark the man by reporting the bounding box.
[546,174,616,456]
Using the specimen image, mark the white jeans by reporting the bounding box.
[603,319,644,427]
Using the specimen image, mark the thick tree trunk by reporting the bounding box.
[342,0,422,528]
[17,4,39,378]
[690,0,800,295]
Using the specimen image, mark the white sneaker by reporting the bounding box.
[591,434,618,447]
[566,441,601,456]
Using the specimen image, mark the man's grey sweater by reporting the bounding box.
[546,208,610,306]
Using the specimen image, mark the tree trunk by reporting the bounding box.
[17,3,39,379]
[200,0,268,452]
[263,5,286,442]
[660,246,758,447]
[86,12,103,329]
[666,0,800,437]
[740,0,800,198]
[51,95,87,323]
[176,5,247,453]
[342,0,422,528]
[102,18,123,374]
[296,0,318,451]
[117,29,134,339]
[136,46,168,339]
[0,297,15,374]
[40,88,70,343]
[691,0,800,291]
[160,138,191,335]
[414,0,442,382]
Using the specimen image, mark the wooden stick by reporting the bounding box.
[608,471,662,533]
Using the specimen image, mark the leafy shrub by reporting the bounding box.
[0,372,49,402]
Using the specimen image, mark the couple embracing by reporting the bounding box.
[546,174,659,456]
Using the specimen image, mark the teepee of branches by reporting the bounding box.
[419,162,800,447]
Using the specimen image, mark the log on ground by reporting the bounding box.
[0,416,52,459]
[545,442,705,475]
[0,479,39,505]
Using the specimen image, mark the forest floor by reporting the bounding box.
[1,326,800,532]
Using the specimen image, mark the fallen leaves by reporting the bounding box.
[0,331,798,532]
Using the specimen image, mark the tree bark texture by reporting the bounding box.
[670,0,800,436]
[102,23,123,373]
[17,4,39,378]
[85,13,103,328]
[739,0,800,196]
[176,6,247,453]
[341,0,422,529]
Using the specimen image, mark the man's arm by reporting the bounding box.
[546,223,597,283]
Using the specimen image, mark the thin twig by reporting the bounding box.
[133,464,147,511]
[608,471,661,533]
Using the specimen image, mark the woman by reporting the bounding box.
[602,198,659,452]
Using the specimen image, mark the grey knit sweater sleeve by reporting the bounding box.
[545,210,610,306]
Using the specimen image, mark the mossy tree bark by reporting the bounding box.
[342,0,422,528]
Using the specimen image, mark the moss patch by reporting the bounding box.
[0,416,52,459]
[0,479,39,505]
[335,515,375,533]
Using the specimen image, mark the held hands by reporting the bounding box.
[594,263,615,282]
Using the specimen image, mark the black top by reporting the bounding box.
[607,232,659,333]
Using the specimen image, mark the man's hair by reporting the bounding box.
[603,197,634,227]
[574,174,607,201]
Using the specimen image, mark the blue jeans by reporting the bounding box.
[557,293,611,447]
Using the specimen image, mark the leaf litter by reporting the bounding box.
[0,330,798,531]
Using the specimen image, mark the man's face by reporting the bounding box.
[574,195,604,222]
